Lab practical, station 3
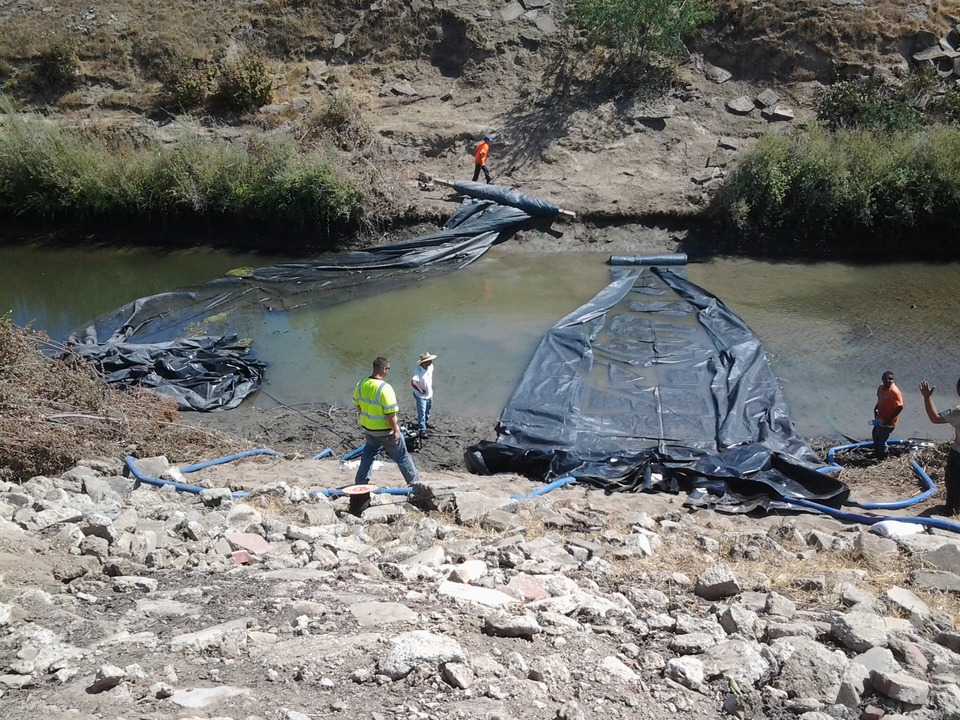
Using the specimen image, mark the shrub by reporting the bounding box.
[816,76,921,133]
[0,316,230,481]
[928,84,960,127]
[567,0,715,71]
[260,155,366,232]
[32,40,80,91]
[711,126,960,256]
[0,95,367,240]
[301,92,372,149]
[215,54,274,113]
[161,58,217,112]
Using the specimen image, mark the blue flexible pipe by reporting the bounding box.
[342,445,365,461]
[126,455,206,495]
[178,449,283,473]
[511,475,577,499]
[784,437,958,532]
[129,455,412,501]
[824,439,936,509]
[826,439,908,464]
[847,460,936,510]
[781,496,960,533]
[312,448,334,460]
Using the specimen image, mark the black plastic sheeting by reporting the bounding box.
[71,335,266,411]
[66,184,544,411]
[465,267,849,511]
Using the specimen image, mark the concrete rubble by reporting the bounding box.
[0,456,959,719]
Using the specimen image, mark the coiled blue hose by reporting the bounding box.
[824,440,937,509]
[785,437,956,531]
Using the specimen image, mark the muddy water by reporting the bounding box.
[0,245,291,342]
[3,243,959,444]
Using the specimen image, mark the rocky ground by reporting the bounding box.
[3,412,960,720]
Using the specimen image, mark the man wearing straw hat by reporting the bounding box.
[411,351,437,433]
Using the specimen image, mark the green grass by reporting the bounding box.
[0,95,366,245]
[710,125,960,258]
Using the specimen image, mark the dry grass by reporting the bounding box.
[0,317,237,482]
[714,0,926,44]
[708,0,952,80]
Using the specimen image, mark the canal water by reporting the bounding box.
[3,242,959,445]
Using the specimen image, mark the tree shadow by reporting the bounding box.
[497,46,678,180]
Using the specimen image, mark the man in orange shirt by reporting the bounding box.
[872,370,903,460]
[472,135,493,184]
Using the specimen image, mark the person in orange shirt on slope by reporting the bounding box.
[473,135,493,184]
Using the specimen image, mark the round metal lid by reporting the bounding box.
[341,484,378,496]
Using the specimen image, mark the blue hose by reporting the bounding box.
[312,448,334,460]
[825,440,936,509]
[782,496,960,533]
[826,439,909,464]
[342,445,365,461]
[847,460,936,510]
[787,437,957,532]
[127,455,413,500]
[511,476,577,499]
[126,455,208,495]
[178,449,283,473]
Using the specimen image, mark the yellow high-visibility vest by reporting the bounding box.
[353,377,398,430]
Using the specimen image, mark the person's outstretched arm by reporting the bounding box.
[920,380,947,424]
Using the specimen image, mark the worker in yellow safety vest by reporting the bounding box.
[352,356,420,485]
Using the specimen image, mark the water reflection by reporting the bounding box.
[3,242,959,446]
[0,245,291,342]
[686,260,960,445]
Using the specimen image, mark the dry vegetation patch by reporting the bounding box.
[0,317,236,482]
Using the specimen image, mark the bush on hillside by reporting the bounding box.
[160,57,217,112]
[816,76,922,133]
[215,54,274,113]
[567,0,715,71]
[0,95,366,241]
[929,84,960,126]
[302,92,373,150]
[23,40,81,94]
[710,126,960,256]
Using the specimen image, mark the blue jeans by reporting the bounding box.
[356,430,419,485]
[415,396,432,431]
[872,424,893,459]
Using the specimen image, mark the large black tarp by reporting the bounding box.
[67,184,542,411]
[465,267,848,509]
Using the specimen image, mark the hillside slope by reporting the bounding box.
[0,1,956,227]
